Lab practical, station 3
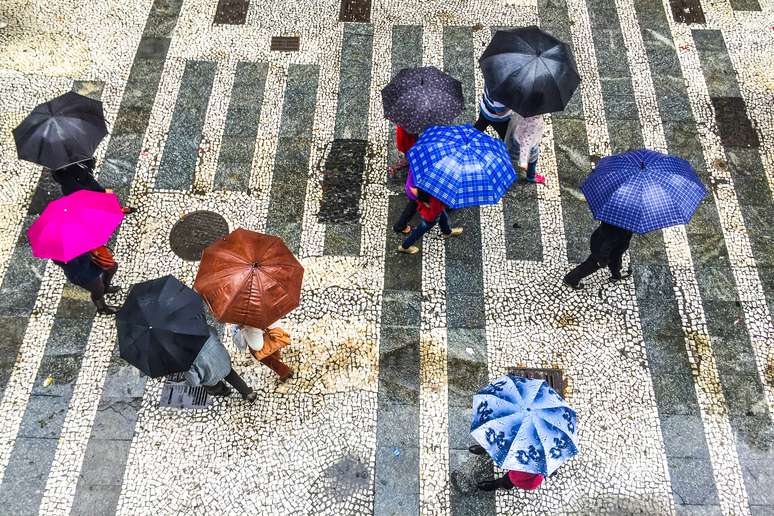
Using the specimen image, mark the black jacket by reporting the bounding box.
[589,222,633,266]
[51,158,105,196]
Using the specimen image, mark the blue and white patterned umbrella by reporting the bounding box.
[406,124,517,208]
[471,375,578,476]
[581,149,707,234]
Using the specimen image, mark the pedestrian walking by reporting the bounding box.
[392,167,418,235]
[473,85,512,140]
[50,158,136,214]
[184,325,258,402]
[398,188,462,254]
[505,112,545,183]
[563,222,633,290]
[53,248,120,314]
[467,444,545,491]
[469,375,578,493]
[235,323,294,382]
[387,125,419,179]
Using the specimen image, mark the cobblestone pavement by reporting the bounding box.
[0,0,773,514]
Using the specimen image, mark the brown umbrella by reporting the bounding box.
[194,228,304,328]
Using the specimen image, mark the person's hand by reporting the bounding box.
[409,187,418,197]
[105,188,113,194]
[517,166,527,174]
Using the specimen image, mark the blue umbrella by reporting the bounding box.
[471,375,578,476]
[406,124,517,208]
[581,149,706,234]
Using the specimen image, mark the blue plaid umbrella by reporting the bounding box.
[471,375,578,476]
[581,149,706,234]
[406,124,516,208]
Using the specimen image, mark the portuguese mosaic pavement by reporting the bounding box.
[0,0,773,514]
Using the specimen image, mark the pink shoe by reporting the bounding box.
[525,174,545,184]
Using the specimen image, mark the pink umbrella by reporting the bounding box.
[28,190,124,262]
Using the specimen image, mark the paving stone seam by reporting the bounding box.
[616,0,751,511]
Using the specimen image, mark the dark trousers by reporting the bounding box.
[393,200,418,233]
[564,253,624,286]
[82,264,117,307]
[402,212,451,248]
[474,115,509,140]
[206,368,251,397]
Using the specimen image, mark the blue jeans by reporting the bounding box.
[402,212,451,248]
[507,138,539,179]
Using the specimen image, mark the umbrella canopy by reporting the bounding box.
[13,91,108,170]
[581,149,707,234]
[194,229,304,328]
[479,26,580,117]
[381,66,465,134]
[471,375,578,476]
[406,124,517,208]
[27,190,124,262]
[117,275,210,378]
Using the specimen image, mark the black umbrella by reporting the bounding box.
[117,275,210,378]
[479,26,581,117]
[12,91,108,170]
[381,66,465,134]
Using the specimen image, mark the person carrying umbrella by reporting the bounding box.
[195,229,304,383]
[28,190,125,314]
[381,66,465,179]
[50,158,136,215]
[117,275,257,402]
[398,187,463,254]
[392,167,418,236]
[505,112,546,183]
[563,149,707,290]
[473,85,512,140]
[468,375,578,492]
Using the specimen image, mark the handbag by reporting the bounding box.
[89,246,116,270]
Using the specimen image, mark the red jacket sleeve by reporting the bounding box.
[396,126,419,154]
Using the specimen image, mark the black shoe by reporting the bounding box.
[562,278,584,290]
[468,444,486,455]
[96,304,119,315]
[104,285,121,294]
[609,270,632,282]
[242,390,257,402]
[477,479,499,492]
[205,382,232,397]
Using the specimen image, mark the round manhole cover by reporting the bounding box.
[169,211,229,261]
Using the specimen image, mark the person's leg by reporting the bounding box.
[473,115,490,133]
[102,263,119,293]
[401,218,434,250]
[477,474,514,491]
[492,120,510,140]
[439,211,463,238]
[259,351,293,381]
[524,146,544,183]
[563,256,602,288]
[608,252,632,280]
[224,368,257,401]
[84,278,118,314]
[204,381,231,396]
[392,200,418,234]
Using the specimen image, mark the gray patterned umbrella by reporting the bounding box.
[381,66,465,134]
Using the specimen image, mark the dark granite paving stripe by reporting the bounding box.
[264,64,320,254]
[585,0,722,509]
[213,62,268,192]
[374,26,423,516]
[693,30,773,308]
[443,26,495,516]
[213,0,249,24]
[729,0,762,11]
[154,60,217,190]
[535,5,594,264]
[633,0,774,508]
[323,24,374,257]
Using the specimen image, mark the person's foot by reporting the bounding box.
[477,479,500,492]
[468,444,486,455]
[525,174,546,184]
[96,304,120,315]
[121,207,137,215]
[398,245,419,254]
[104,285,121,294]
[609,269,633,282]
[442,227,463,239]
[278,369,294,383]
[562,277,584,290]
[242,390,258,402]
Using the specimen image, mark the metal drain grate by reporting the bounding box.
[168,210,229,261]
[509,368,566,397]
[270,36,300,52]
[159,373,212,409]
[339,0,371,22]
